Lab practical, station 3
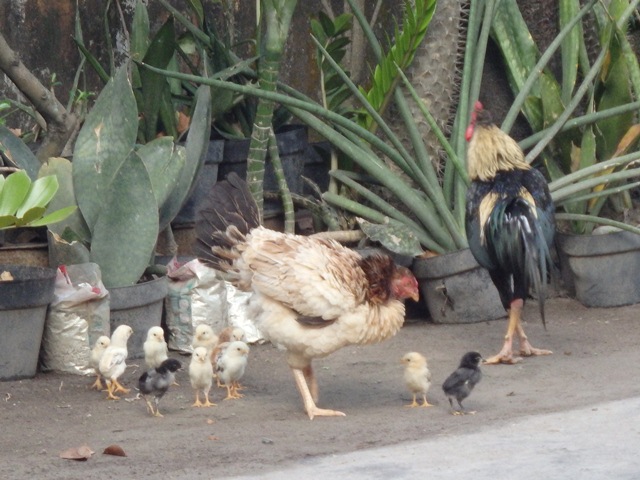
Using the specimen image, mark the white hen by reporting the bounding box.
[99,324,133,400]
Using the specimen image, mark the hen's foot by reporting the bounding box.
[306,406,346,420]
[90,377,103,390]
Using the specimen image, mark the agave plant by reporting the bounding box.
[492,0,640,234]
[141,0,640,255]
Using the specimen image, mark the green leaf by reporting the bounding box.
[73,66,138,232]
[0,126,41,180]
[138,136,183,211]
[28,205,77,228]
[0,170,30,216]
[357,218,424,257]
[90,151,159,288]
[15,175,59,218]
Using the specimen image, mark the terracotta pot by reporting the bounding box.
[412,249,504,324]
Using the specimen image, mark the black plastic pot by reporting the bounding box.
[557,230,640,307]
[412,249,504,324]
[109,275,169,359]
[0,264,56,381]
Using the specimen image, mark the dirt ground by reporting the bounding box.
[1,295,639,479]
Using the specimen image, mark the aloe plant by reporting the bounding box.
[46,65,211,288]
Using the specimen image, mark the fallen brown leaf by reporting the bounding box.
[59,445,94,461]
[103,444,127,457]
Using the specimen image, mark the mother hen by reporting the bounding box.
[195,173,419,419]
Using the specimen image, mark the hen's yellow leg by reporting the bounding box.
[192,391,203,407]
[292,367,345,420]
[201,389,216,407]
[302,365,318,402]
[420,395,434,407]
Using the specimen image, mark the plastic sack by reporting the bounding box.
[40,263,110,375]
[165,257,229,353]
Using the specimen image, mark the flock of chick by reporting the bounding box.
[89,323,249,417]
[89,320,483,417]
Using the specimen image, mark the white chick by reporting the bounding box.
[99,324,133,400]
[401,351,433,408]
[192,324,219,356]
[212,328,246,386]
[89,335,110,390]
[144,326,169,369]
[216,341,250,400]
[189,346,215,407]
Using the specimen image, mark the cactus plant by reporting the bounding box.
[46,65,211,288]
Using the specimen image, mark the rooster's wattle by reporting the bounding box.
[195,173,419,418]
[465,102,555,364]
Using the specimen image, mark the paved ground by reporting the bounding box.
[224,397,640,480]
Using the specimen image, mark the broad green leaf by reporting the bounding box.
[0,170,30,216]
[28,205,77,228]
[138,136,183,210]
[16,175,59,218]
[0,126,40,180]
[16,206,46,226]
[73,66,138,232]
[358,218,424,257]
[90,151,159,288]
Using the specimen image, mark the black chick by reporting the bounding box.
[442,352,483,415]
[138,358,182,417]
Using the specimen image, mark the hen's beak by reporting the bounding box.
[410,291,420,302]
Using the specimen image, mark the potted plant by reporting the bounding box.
[44,65,212,358]
[0,170,76,380]
[144,0,640,319]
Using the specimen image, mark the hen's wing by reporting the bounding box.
[242,228,368,322]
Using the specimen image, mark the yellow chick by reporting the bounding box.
[216,341,250,400]
[144,326,169,369]
[192,324,219,356]
[189,346,215,407]
[99,324,133,400]
[89,335,110,390]
[401,351,433,408]
[217,326,246,344]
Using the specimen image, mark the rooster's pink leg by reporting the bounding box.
[291,368,346,420]
[516,322,552,357]
[484,300,524,365]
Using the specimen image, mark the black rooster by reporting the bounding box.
[465,102,555,364]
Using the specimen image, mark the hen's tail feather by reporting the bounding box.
[486,198,551,328]
[195,172,261,268]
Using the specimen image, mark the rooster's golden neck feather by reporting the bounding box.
[467,123,530,182]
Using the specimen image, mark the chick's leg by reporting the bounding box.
[90,375,104,390]
[405,393,419,408]
[112,379,130,394]
[420,394,434,407]
[153,398,164,417]
[202,386,216,407]
[292,367,345,420]
[143,396,156,415]
[516,322,552,357]
[105,381,120,400]
[192,390,203,407]
[484,300,524,365]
